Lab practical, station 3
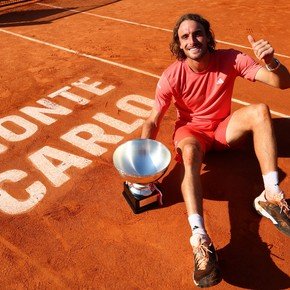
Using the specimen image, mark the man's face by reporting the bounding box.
[178,20,209,61]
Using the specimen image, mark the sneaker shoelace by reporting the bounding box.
[194,243,212,270]
[265,191,290,216]
[278,199,290,217]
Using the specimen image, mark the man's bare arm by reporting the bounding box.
[248,35,290,89]
[141,107,163,139]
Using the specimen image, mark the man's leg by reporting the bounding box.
[225,103,277,174]
[177,136,204,217]
[177,136,222,287]
[224,103,289,236]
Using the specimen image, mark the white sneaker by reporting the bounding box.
[254,190,290,236]
[190,234,222,288]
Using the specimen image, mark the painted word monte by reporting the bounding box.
[0,77,154,215]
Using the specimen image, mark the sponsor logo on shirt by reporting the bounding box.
[216,77,224,85]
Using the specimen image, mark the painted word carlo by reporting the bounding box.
[0,77,154,215]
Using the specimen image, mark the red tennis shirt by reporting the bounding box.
[155,49,262,130]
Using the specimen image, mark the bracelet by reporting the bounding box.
[265,58,281,72]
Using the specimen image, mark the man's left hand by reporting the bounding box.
[248,35,274,65]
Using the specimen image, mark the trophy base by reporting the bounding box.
[122,182,161,214]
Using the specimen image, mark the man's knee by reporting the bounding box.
[250,103,271,125]
[179,140,203,166]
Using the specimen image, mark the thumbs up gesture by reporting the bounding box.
[247,35,274,64]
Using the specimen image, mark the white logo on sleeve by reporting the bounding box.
[217,77,224,85]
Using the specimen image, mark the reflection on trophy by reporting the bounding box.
[113,139,171,214]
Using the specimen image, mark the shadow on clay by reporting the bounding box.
[159,117,290,289]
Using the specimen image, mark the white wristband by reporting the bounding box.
[266,58,281,72]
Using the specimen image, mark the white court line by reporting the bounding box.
[0,28,159,78]
[36,2,290,60]
[0,28,289,119]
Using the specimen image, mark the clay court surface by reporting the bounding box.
[0,0,289,288]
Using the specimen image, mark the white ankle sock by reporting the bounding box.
[188,214,207,236]
[262,171,281,193]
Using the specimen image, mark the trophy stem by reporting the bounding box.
[122,182,163,214]
[127,182,152,196]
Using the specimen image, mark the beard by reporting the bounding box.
[183,43,209,61]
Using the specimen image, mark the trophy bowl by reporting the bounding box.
[113,138,171,185]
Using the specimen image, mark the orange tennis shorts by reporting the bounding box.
[173,115,232,162]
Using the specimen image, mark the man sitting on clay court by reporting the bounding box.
[141,13,290,288]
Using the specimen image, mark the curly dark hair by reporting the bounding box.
[170,14,216,60]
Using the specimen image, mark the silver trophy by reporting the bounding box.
[113,139,171,213]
